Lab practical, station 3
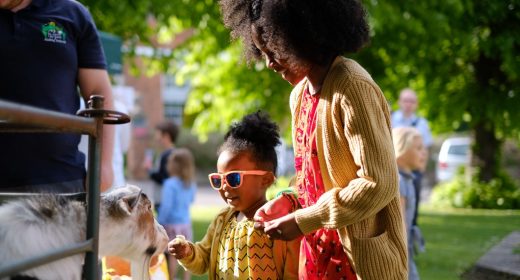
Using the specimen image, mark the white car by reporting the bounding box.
[436,136,471,183]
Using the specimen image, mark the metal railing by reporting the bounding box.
[0,96,130,280]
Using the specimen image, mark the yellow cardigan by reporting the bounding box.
[291,57,408,280]
[178,207,300,279]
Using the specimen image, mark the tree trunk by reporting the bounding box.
[471,121,502,183]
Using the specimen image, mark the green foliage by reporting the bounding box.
[432,168,520,209]
[361,0,520,138]
[81,0,520,136]
[81,0,520,181]
[81,0,520,139]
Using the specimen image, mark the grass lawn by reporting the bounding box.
[416,206,520,280]
[182,206,520,280]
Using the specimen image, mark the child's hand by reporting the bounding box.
[168,235,192,259]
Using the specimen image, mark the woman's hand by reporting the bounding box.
[167,235,192,259]
[253,195,293,230]
[263,213,304,241]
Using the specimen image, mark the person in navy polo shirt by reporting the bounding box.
[0,0,114,192]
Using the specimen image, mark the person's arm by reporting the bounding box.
[418,118,434,149]
[190,183,197,204]
[400,196,406,220]
[157,180,175,225]
[294,78,399,234]
[254,189,298,228]
[149,152,169,185]
[78,68,114,191]
[178,208,229,275]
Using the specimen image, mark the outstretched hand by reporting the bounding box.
[168,235,192,260]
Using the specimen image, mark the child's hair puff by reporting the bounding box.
[219,111,281,174]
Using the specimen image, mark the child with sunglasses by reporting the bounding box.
[219,0,408,279]
[167,111,299,279]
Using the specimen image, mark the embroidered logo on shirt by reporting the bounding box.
[41,21,67,44]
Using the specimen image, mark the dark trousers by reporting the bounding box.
[412,170,422,226]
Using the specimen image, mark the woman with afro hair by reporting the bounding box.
[219,0,408,279]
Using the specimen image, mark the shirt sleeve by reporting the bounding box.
[190,184,197,204]
[179,208,229,275]
[294,78,399,233]
[418,118,433,147]
[76,3,107,69]
[398,175,408,198]
[157,180,175,225]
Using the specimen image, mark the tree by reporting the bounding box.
[81,0,520,182]
[81,0,292,140]
[359,0,520,182]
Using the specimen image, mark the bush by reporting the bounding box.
[431,168,520,209]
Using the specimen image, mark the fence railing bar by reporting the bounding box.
[0,100,96,136]
[0,239,93,278]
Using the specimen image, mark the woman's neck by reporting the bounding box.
[306,57,335,95]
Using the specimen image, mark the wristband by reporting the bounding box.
[275,189,297,198]
[280,192,299,212]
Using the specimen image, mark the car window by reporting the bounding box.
[448,144,468,156]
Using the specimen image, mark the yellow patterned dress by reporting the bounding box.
[216,215,279,280]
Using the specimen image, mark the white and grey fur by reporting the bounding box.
[0,185,169,280]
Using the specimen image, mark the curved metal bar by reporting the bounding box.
[0,99,97,136]
[0,240,93,278]
[77,108,131,124]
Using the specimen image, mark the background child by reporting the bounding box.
[146,120,180,209]
[168,111,299,279]
[158,148,197,280]
[393,127,427,280]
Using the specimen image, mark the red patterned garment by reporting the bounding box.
[294,86,357,280]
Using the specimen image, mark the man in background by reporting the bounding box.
[391,88,433,227]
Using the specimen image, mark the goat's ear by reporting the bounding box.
[115,191,142,216]
[124,190,142,211]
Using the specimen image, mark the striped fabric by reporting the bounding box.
[216,217,278,280]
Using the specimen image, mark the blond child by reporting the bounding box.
[393,127,427,280]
